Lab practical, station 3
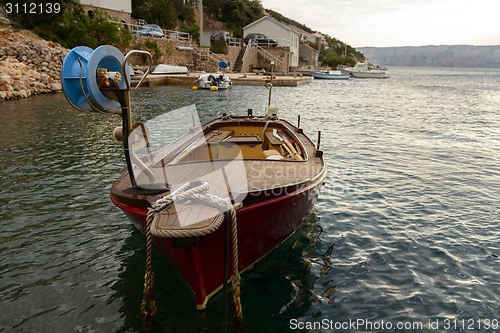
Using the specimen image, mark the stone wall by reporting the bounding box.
[125,36,196,67]
[0,28,276,101]
[261,47,291,72]
[81,5,132,24]
[127,36,242,73]
[0,29,68,101]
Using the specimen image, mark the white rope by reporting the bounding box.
[147,181,234,238]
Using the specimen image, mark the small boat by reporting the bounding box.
[61,46,326,311]
[152,64,189,74]
[197,73,232,89]
[340,62,388,78]
[311,70,350,80]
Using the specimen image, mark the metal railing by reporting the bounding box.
[227,37,240,47]
[240,40,282,72]
[248,40,282,66]
[123,21,191,41]
[190,48,229,70]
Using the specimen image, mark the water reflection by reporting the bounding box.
[112,211,322,332]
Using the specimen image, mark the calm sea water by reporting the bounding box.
[1,67,500,332]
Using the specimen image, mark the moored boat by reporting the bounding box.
[152,64,189,74]
[61,45,326,311]
[311,70,350,80]
[340,62,389,78]
[197,73,232,89]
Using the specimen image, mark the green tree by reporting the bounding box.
[0,0,131,49]
[132,0,196,30]
[54,5,131,49]
[204,0,264,37]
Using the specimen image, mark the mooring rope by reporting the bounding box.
[140,209,157,332]
[229,206,243,332]
[140,180,244,330]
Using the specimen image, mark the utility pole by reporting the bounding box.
[198,0,203,46]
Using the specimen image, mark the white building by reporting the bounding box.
[243,15,300,68]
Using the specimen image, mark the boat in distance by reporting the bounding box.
[152,64,189,74]
[311,70,350,80]
[197,73,232,89]
[340,62,389,78]
[60,45,327,310]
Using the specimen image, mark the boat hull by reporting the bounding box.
[311,71,350,80]
[349,71,388,79]
[111,170,325,309]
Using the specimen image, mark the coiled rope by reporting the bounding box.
[140,180,243,330]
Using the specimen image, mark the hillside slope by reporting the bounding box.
[358,45,500,68]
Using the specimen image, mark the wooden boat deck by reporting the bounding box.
[111,116,325,208]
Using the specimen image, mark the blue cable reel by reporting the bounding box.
[61,45,131,113]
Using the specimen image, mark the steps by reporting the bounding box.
[232,47,246,73]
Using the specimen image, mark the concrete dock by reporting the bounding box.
[136,72,312,87]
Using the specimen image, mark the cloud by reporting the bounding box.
[260,0,500,47]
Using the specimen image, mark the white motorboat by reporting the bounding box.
[197,73,232,89]
[340,62,388,79]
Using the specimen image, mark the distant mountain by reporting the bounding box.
[357,45,500,68]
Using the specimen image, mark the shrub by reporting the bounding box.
[210,40,228,55]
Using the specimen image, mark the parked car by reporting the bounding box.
[243,33,278,47]
[132,24,165,38]
[210,31,231,44]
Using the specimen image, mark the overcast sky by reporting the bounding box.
[260,0,500,47]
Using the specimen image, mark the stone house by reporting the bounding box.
[299,43,319,68]
[77,0,132,24]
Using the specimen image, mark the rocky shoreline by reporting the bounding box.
[0,28,68,101]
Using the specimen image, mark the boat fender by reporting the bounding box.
[210,86,218,91]
[192,85,198,90]
[113,127,123,142]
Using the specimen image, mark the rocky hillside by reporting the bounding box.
[358,45,500,68]
[0,28,68,101]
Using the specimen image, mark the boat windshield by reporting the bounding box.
[127,104,248,204]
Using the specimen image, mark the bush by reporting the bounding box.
[210,40,228,55]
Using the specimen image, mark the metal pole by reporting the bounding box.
[198,0,203,46]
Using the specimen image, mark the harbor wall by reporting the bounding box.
[0,29,68,101]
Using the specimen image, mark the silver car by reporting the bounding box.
[132,24,165,38]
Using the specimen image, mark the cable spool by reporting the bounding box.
[61,45,131,113]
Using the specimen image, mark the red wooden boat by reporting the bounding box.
[61,45,326,310]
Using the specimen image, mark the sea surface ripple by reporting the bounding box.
[0,67,499,332]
